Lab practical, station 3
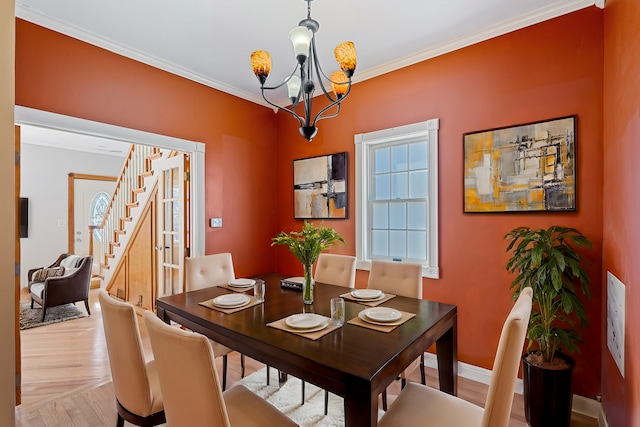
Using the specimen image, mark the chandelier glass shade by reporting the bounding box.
[250,0,357,141]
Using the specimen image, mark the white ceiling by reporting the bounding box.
[16,0,599,109]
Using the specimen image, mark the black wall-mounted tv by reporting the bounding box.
[19,197,28,238]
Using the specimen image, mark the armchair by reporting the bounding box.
[29,255,93,321]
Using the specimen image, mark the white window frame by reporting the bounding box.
[354,119,439,279]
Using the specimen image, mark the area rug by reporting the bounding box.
[237,368,385,426]
[19,302,88,330]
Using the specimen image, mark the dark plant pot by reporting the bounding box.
[522,352,575,427]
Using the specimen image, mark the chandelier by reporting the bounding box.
[250,0,357,141]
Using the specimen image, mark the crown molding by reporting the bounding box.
[354,0,596,83]
[17,1,596,108]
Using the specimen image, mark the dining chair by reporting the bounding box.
[378,287,533,427]
[98,290,165,427]
[300,253,357,414]
[142,311,298,427]
[184,252,242,390]
[367,259,425,410]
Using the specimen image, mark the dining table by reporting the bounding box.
[155,273,458,427]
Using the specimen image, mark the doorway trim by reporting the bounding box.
[15,106,205,257]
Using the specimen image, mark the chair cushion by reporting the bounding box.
[378,382,484,427]
[60,254,82,269]
[30,283,44,299]
[224,384,297,426]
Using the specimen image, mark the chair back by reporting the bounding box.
[314,254,356,288]
[99,290,160,417]
[143,311,231,427]
[185,253,235,291]
[481,287,533,427]
[367,260,423,298]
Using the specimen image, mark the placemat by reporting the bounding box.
[339,291,396,307]
[198,296,262,314]
[347,310,415,333]
[218,283,253,293]
[267,316,341,340]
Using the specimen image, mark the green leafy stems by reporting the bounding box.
[271,221,346,267]
[505,225,592,363]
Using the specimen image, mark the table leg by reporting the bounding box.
[344,378,377,427]
[436,315,458,396]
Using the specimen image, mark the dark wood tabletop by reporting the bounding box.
[155,274,458,427]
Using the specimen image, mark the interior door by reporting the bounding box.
[156,154,187,298]
[72,177,117,257]
[14,125,21,405]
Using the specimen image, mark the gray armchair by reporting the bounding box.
[30,256,93,321]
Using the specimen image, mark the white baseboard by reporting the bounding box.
[423,353,603,423]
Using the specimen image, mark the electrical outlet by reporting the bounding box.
[607,271,625,377]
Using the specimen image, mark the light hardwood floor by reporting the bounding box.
[15,288,597,426]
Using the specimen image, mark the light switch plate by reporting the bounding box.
[210,217,222,228]
[607,271,625,377]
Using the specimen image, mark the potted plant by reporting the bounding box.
[505,225,592,427]
[272,221,345,304]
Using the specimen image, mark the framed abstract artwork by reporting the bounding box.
[463,115,576,213]
[293,152,347,219]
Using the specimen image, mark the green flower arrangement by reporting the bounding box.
[272,221,345,303]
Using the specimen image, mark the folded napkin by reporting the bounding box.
[347,310,416,333]
[267,316,340,340]
[199,296,262,314]
[340,291,396,307]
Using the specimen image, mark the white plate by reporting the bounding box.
[213,294,250,308]
[285,313,327,330]
[363,307,402,323]
[229,278,256,288]
[351,289,384,300]
[358,310,404,326]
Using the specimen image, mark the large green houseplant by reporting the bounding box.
[505,225,592,427]
[272,221,345,304]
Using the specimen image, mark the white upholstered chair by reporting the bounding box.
[184,252,241,390]
[143,311,298,427]
[378,287,533,427]
[98,290,165,427]
[368,260,425,410]
[300,253,357,414]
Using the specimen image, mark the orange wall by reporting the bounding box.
[273,8,604,398]
[15,19,280,278]
[602,0,640,425]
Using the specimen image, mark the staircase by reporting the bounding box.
[92,144,170,300]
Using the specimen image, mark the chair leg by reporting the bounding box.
[382,389,388,411]
[420,353,426,385]
[222,354,228,391]
[116,414,125,427]
[401,377,407,389]
[84,300,91,316]
[301,380,306,405]
[30,299,34,309]
[266,365,270,385]
[41,308,47,322]
[240,354,245,378]
[324,390,329,415]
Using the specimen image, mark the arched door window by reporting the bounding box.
[90,191,110,242]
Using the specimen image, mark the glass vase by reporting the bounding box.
[302,262,314,305]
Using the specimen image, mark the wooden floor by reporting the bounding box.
[15,288,598,426]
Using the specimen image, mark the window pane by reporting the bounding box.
[372,203,388,228]
[409,142,428,169]
[372,230,388,256]
[391,172,408,199]
[409,170,428,199]
[374,175,390,200]
[374,147,390,174]
[389,230,407,258]
[389,203,406,229]
[391,145,408,172]
[407,202,427,230]
[408,231,427,259]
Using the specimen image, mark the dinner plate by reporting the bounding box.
[350,289,385,301]
[358,310,404,326]
[212,294,250,308]
[362,307,402,323]
[285,313,327,330]
[228,278,256,288]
